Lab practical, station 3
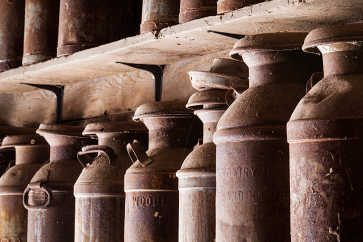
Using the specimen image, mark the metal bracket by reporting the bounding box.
[21,83,64,123]
[117,62,164,102]
[207,30,245,40]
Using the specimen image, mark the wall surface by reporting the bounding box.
[0,51,229,127]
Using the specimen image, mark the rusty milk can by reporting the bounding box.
[74,121,147,242]
[141,0,180,33]
[0,126,36,175]
[0,0,25,72]
[288,23,363,242]
[214,33,322,242]
[57,0,134,57]
[179,0,216,23]
[23,0,60,65]
[177,57,248,242]
[124,102,199,242]
[217,0,263,14]
[24,124,90,242]
[0,134,49,242]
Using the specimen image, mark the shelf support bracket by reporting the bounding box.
[21,83,64,123]
[207,30,244,39]
[117,62,164,102]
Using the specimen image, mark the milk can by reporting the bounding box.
[57,0,134,56]
[0,0,24,71]
[177,57,248,242]
[74,121,147,242]
[179,0,216,23]
[217,0,263,14]
[214,33,322,242]
[0,134,49,241]
[24,124,90,242]
[288,23,363,242]
[0,126,36,175]
[141,0,180,33]
[23,0,60,65]
[124,102,198,242]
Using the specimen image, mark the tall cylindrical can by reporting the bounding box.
[179,0,216,23]
[124,102,199,242]
[141,0,180,33]
[288,23,363,242]
[57,0,135,57]
[74,121,147,242]
[214,33,322,242]
[0,0,24,72]
[217,0,263,14]
[23,0,60,65]
[24,124,90,242]
[0,134,49,241]
[177,57,248,242]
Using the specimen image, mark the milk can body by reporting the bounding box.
[288,23,363,242]
[214,33,322,242]
[124,102,199,242]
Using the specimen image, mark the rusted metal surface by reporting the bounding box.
[214,33,322,242]
[141,0,180,33]
[179,0,216,23]
[23,0,60,65]
[217,0,263,14]
[0,0,24,72]
[176,58,247,242]
[288,23,363,242]
[124,102,200,242]
[0,134,49,242]
[24,124,90,242]
[57,0,136,57]
[74,121,147,242]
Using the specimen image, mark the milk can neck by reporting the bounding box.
[143,117,192,151]
[203,122,217,144]
[242,50,315,88]
[98,133,127,158]
[318,44,363,77]
[15,146,49,165]
[45,135,83,162]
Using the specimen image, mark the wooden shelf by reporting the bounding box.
[0,0,362,93]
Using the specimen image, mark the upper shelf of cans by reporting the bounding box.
[0,0,362,94]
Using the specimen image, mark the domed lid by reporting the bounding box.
[133,101,193,121]
[189,58,249,91]
[230,32,308,57]
[83,120,146,137]
[186,89,229,110]
[37,124,84,137]
[1,134,47,148]
[303,23,363,54]
[178,143,215,172]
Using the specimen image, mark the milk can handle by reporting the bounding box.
[23,181,52,209]
[126,140,152,167]
[77,145,115,168]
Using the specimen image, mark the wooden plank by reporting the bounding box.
[0,0,362,93]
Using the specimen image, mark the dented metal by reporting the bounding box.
[0,0,24,72]
[124,102,199,242]
[288,23,363,242]
[74,121,147,242]
[214,33,322,242]
[0,134,49,242]
[23,0,60,65]
[141,0,180,33]
[179,0,216,23]
[25,124,90,242]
